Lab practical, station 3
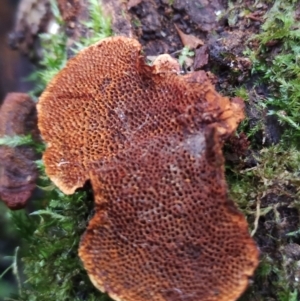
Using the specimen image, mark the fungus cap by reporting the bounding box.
[0,93,38,209]
[37,36,258,301]
[80,131,258,301]
[38,36,244,194]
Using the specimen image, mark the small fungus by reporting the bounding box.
[37,37,258,301]
[0,93,39,209]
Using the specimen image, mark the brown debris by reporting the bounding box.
[101,0,133,37]
[226,132,250,163]
[0,93,39,210]
[175,24,204,49]
[152,54,180,74]
[127,0,142,10]
[57,0,90,58]
[193,45,209,70]
[37,36,258,301]
[173,0,223,32]
[59,0,133,44]
[9,0,52,55]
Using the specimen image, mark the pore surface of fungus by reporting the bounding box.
[38,37,258,301]
[0,93,39,209]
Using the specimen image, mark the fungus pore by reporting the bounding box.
[37,37,258,301]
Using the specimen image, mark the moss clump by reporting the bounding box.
[10,187,107,301]
[228,1,300,300]
[249,0,300,143]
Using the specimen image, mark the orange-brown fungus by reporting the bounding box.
[0,93,39,209]
[37,37,258,301]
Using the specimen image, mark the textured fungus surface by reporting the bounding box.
[0,93,39,209]
[38,37,258,301]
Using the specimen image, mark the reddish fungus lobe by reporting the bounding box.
[0,93,39,210]
[38,37,258,301]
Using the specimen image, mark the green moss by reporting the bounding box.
[0,135,35,148]
[233,86,249,102]
[74,0,112,51]
[231,145,300,300]
[10,186,107,301]
[229,143,300,203]
[248,0,300,144]
[228,1,300,300]
[28,0,67,97]
[168,0,175,6]
[28,0,111,97]
[132,17,142,28]
[178,46,195,68]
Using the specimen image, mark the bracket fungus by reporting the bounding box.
[0,93,39,209]
[37,37,258,301]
